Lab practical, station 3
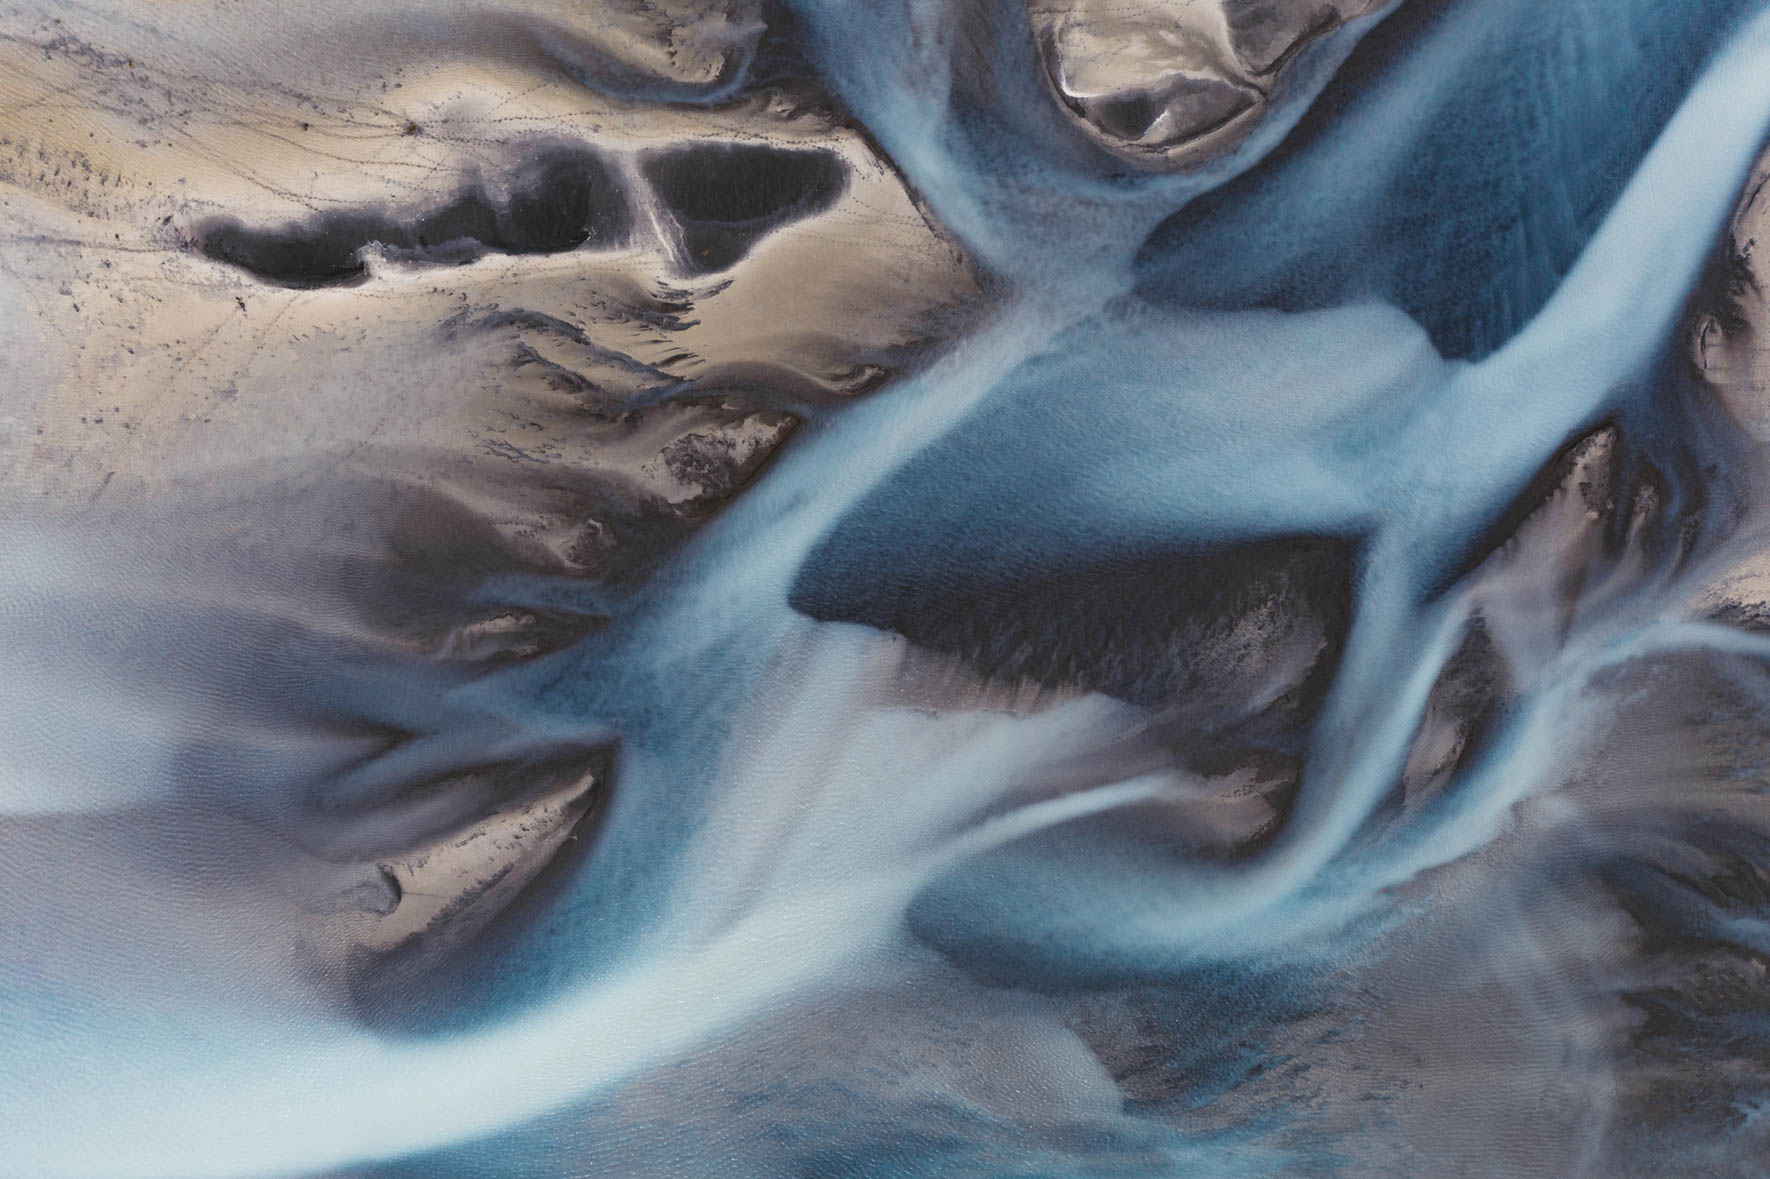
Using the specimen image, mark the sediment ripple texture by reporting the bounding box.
[6,1,1770,1175]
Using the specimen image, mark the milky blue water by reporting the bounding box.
[8,1,1770,1175]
